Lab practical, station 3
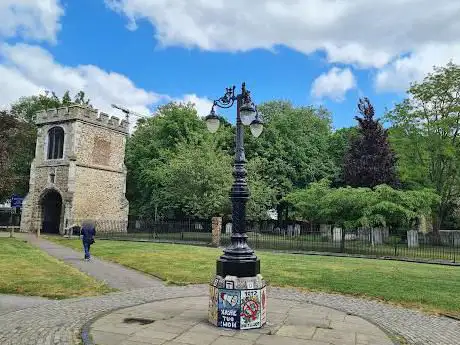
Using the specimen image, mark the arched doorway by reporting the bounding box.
[41,189,62,234]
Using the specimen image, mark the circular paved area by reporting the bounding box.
[1,286,460,345]
[90,296,394,345]
[1,235,459,345]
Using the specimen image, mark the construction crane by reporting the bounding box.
[111,104,150,125]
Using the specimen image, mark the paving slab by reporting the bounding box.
[90,296,394,345]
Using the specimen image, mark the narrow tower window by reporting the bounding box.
[47,127,64,159]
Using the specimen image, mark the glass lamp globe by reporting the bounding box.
[250,118,264,138]
[239,102,256,126]
[205,109,220,133]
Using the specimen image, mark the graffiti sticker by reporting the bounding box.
[240,289,261,330]
[208,286,218,326]
[218,289,241,329]
[261,286,267,325]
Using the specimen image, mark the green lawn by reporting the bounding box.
[47,236,460,314]
[0,238,113,298]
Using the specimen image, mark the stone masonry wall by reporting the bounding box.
[20,164,71,233]
[73,166,128,222]
[72,121,129,227]
[76,121,126,171]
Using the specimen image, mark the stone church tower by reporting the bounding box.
[20,105,129,234]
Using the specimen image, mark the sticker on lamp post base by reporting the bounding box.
[240,289,261,330]
[261,287,267,325]
[218,290,241,329]
[208,286,218,326]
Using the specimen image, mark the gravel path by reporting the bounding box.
[0,235,458,345]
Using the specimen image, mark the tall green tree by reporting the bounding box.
[386,62,460,231]
[328,126,358,186]
[126,101,280,219]
[245,157,279,220]
[343,98,398,188]
[328,127,358,167]
[245,100,336,218]
[126,102,234,218]
[126,102,207,213]
[151,140,233,219]
[0,112,36,202]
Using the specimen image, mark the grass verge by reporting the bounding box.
[47,236,460,313]
[0,238,113,298]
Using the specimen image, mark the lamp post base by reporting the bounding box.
[216,258,260,278]
[208,274,267,330]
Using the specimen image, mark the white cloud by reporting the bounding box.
[311,67,356,102]
[0,43,212,127]
[175,94,214,117]
[105,0,460,70]
[0,0,64,42]
[0,65,43,108]
[376,44,460,92]
[0,43,162,116]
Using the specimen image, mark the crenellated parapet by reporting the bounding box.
[35,105,129,134]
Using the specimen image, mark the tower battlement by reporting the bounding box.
[35,105,129,134]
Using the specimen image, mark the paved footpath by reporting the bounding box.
[0,294,51,316]
[90,296,394,345]
[24,234,164,290]
[0,235,459,345]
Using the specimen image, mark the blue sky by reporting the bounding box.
[1,0,458,129]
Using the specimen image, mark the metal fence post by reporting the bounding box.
[9,210,14,238]
[452,233,456,263]
[340,229,345,253]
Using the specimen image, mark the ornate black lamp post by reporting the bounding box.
[206,82,263,277]
[206,83,267,330]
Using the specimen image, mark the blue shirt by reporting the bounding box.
[81,225,96,242]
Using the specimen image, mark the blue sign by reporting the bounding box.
[218,289,241,329]
[10,195,24,208]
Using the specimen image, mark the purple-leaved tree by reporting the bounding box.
[343,98,398,188]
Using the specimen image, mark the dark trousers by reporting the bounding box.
[82,240,91,259]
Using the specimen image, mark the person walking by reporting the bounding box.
[80,220,96,261]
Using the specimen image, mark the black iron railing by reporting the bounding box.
[59,218,460,264]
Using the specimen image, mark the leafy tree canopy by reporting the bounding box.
[150,140,233,219]
[245,100,336,200]
[126,102,241,218]
[0,112,36,202]
[126,101,284,219]
[386,62,460,230]
[328,126,359,186]
[285,180,440,230]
